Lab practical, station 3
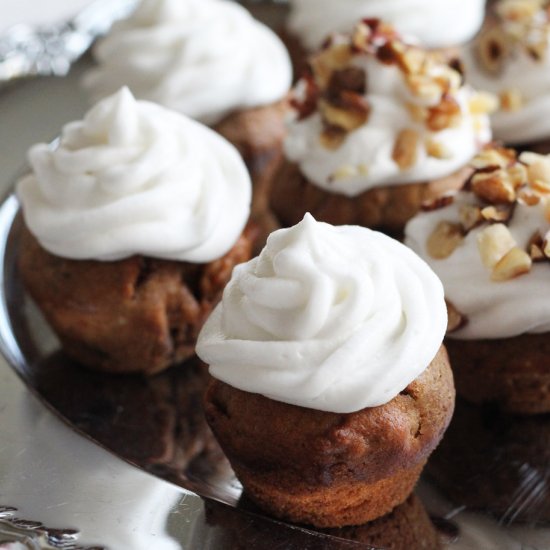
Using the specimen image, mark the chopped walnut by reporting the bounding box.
[425,145,550,284]
[469,92,500,115]
[296,20,480,153]
[421,194,455,212]
[319,95,370,132]
[528,231,546,261]
[470,146,516,170]
[491,247,533,281]
[477,27,510,73]
[319,126,347,150]
[481,205,513,222]
[471,170,518,204]
[446,300,468,333]
[459,204,483,231]
[500,88,523,112]
[392,129,420,170]
[427,221,464,259]
[425,138,452,159]
[477,0,550,74]
[332,165,357,181]
[477,223,517,268]
[426,96,462,131]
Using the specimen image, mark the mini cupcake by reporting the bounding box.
[284,0,487,75]
[83,0,292,227]
[270,20,494,236]
[197,214,455,528]
[405,145,550,414]
[463,0,550,150]
[17,87,253,375]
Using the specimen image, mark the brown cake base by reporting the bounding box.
[270,161,471,237]
[445,333,550,415]
[18,223,255,375]
[215,100,288,249]
[515,137,550,156]
[204,345,455,528]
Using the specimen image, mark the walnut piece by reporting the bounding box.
[446,300,468,333]
[471,169,517,204]
[392,128,420,170]
[477,223,517,268]
[427,221,464,259]
[491,247,533,282]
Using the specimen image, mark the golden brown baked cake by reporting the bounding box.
[19,224,255,375]
[215,99,288,247]
[271,161,470,237]
[204,346,455,528]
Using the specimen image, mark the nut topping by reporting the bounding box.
[292,20,486,157]
[491,247,533,281]
[471,170,517,204]
[427,221,464,259]
[392,129,420,170]
[446,300,468,333]
[477,223,517,268]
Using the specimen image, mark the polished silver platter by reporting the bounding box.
[0,1,549,548]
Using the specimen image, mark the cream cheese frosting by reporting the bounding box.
[17,87,252,263]
[463,0,550,144]
[196,214,447,413]
[405,147,550,339]
[286,21,493,197]
[288,0,487,51]
[82,0,292,126]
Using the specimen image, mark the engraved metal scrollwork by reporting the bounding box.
[0,506,105,550]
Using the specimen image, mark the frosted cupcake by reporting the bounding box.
[270,20,494,235]
[17,88,253,375]
[83,0,292,225]
[284,0,487,75]
[463,0,550,149]
[406,145,550,414]
[197,214,455,528]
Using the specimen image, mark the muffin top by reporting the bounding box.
[285,20,493,197]
[17,88,251,263]
[197,214,447,413]
[405,145,550,339]
[287,0,487,51]
[83,0,292,125]
[463,0,550,144]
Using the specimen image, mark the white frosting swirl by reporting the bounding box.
[288,0,487,51]
[17,88,251,263]
[286,58,491,197]
[197,214,447,413]
[405,193,550,339]
[83,0,292,126]
[464,42,550,144]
